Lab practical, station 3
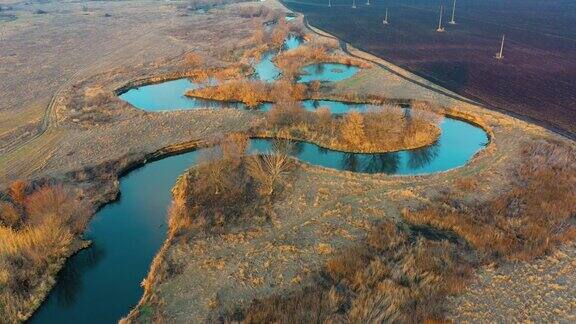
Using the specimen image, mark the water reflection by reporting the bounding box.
[364,153,401,174]
[254,35,303,82]
[407,142,439,170]
[342,153,359,172]
[52,243,105,307]
[40,30,492,324]
[32,118,487,322]
[249,118,487,175]
[119,36,360,112]
[298,63,359,83]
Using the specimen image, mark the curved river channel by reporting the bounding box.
[30,36,488,323]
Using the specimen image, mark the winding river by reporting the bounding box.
[31,35,488,323]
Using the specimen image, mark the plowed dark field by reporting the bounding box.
[283,0,576,137]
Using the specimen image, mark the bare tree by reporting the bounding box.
[247,154,292,197]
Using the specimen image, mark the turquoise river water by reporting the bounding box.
[31,35,488,323]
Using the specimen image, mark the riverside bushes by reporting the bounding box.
[274,38,371,81]
[262,103,442,152]
[168,134,293,239]
[186,80,308,107]
[0,183,88,322]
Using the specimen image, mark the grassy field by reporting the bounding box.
[128,109,576,322]
[282,0,576,137]
[0,0,263,155]
[0,0,286,182]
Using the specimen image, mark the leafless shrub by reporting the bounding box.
[238,5,271,18]
[0,202,20,229]
[247,153,292,197]
[8,180,26,207]
[221,133,249,163]
[170,134,293,237]
[271,17,289,48]
[315,107,332,133]
[184,52,204,67]
[84,93,111,108]
[265,102,308,129]
[24,185,86,234]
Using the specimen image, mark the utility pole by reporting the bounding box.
[383,8,389,25]
[495,34,505,60]
[449,0,457,24]
[436,5,445,32]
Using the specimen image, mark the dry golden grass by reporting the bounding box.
[404,139,576,261]
[232,220,471,323]
[167,134,294,239]
[247,154,293,197]
[126,134,296,322]
[186,79,309,107]
[8,180,26,207]
[0,183,88,322]
[260,103,442,153]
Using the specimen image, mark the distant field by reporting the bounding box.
[282,0,576,137]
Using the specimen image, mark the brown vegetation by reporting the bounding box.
[271,17,290,48]
[168,134,294,239]
[404,139,576,261]
[184,0,247,11]
[186,80,308,107]
[237,5,277,20]
[242,16,305,63]
[220,139,575,323]
[260,103,442,153]
[228,220,471,323]
[128,134,295,322]
[0,183,89,322]
[184,52,204,67]
[274,38,371,81]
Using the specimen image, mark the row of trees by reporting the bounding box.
[186,80,320,107]
[262,103,443,152]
